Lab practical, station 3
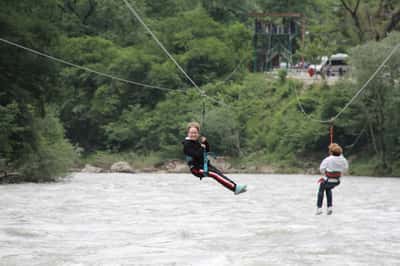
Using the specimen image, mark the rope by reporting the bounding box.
[0,36,232,117]
[331,42,400,121]
[0,37,185,92]
[294,42,400,124]
[345,125,367,149]
[122,0,203,94]
[293,84,331,123]
[121,0,233,110]
[2,2,247,118]
[221,57,247,83]
[201,100,206,128]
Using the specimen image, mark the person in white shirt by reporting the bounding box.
[316,143,349,215]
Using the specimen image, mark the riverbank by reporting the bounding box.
[76,151,315,175]
[75,153,400,177]
[78,158,282,175]
[2,152,399,184]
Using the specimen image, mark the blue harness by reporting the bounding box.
[185,149,216,178]
[203,149,208,176]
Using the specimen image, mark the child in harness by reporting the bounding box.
[182,122,247,195]
[316,143,349,215]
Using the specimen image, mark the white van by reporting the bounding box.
[325,53,349,76]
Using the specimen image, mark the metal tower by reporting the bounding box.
[250,12,304,72]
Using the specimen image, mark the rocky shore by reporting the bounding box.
[1,158,319,184]
[80,157,290,174]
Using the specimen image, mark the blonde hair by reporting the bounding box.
[187,121,200,132]
[329,143,343,156]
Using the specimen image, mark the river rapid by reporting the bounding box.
[1,173,399,265]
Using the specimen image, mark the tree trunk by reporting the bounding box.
[367,117,379,155]
[340,0,364,42]
[385,10,400,35]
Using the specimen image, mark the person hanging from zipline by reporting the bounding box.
[182,122,247,195]
[316,143,349,215]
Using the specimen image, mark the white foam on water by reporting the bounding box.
[0,173,399,265]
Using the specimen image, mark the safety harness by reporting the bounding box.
[185,149,216,178]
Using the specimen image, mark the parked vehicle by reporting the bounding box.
[320,53,349,76]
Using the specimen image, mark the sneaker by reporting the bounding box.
[327,207,333,215]
[234,184,247,195]
[316,208,323,215]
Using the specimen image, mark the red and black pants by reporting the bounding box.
[190,164,237,192]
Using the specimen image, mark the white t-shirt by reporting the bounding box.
[319,155,349,175]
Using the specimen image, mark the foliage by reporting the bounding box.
[16,109,77,181]
[348,32,400,174]
[1,0,400,181]
[0,105,76,182]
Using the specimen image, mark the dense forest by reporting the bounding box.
[1,0,400,182]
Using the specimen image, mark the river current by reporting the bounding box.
[1,173,399,265]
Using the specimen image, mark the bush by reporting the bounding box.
[278,69,288,84]
[16,108,77,182]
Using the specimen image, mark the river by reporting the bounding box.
[1,173,399,265]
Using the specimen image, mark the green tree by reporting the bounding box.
[349,32,400,173]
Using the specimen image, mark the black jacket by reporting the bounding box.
[182,138,210,169]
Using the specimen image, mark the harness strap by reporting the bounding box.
[203,149,208,177]
[325,171,341,178]
[186,150,215,178]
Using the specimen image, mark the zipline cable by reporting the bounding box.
[0,37,185,92]
[294,42,400,124]
[121,0,231,109]
[221,57,248,83]
[122,0,203,94]
[0,36,232,113]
